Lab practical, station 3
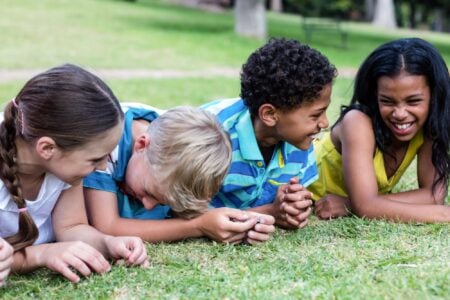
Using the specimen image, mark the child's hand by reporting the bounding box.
[244,212,275,245]
[36,241,111,283]
[0,238,13,287]
[195,207,258,244]
[315,194,351,219]
[273,177,312,229]
[104,236,149,267]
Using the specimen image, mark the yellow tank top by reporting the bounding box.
[309,130,424,201]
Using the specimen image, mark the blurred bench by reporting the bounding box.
[301,17,348,48]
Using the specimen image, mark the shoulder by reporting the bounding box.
[120,102,166,116]
[340,109,372,127]
[335,109,375,148]
[201,98,245,115]
[338,110,373,136]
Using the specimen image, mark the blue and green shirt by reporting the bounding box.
[83,102,171,220]
[202,98,318,209]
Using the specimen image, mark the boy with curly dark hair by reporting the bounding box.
[203,38,337,229]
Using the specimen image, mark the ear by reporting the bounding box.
[133,133,151,153]
[35,137,57,160]
[258,103,279,127]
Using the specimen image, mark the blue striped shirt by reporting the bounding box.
[202,98,318,209]
[83,103,171,220]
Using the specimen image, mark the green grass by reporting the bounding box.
[3,218,449,299]
[0,0,449,298]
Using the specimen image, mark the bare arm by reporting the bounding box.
[12,184,146,283]
[380,137,447,205]
[84,188,271,244]
[340,110,450,223]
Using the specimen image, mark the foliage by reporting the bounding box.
[284,0,365,19]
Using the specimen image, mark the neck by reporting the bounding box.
[253,117,279,148]
[15,138,46,179]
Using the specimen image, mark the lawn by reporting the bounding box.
[0,0,449,299]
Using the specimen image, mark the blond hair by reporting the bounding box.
[146,106,231,219]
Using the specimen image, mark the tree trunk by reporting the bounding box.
[408,0,417,28]
[364,0,375,21]
[270,0,283,12]
[431,8,444,32]
[234,0,267,39]
[372,0,397,29]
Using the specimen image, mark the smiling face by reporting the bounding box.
[377,72,430,143]
[270,83,331,150]
[48,121,123,185]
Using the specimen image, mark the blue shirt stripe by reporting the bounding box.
[202,98,318,209]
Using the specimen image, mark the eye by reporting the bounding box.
[378,98,394,106]
[311,111,324,120]
[91,156,106,164]
[407,99,422,105]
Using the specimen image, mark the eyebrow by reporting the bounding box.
[378,93,424,100]
[312,105,329,113]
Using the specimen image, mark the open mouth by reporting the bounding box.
[308,132,320,139]
[393,122,413,130]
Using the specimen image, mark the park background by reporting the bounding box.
[0,0,449,298]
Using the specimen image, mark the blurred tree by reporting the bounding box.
[234,0,267,39]
[270,0,283,12]
[364,0,375,21]
[284,0,363,19]
[396,0,450,31]
[373,0,397,28]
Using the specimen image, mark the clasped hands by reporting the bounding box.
[274,177,313,229]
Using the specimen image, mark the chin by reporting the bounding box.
[65,177,83,185]
[295,141,312,151]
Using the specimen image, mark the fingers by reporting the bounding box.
[227,217,258,233]
[124,239,148,267]
[226,210,251,223]
[51,260,81,283]
[282,200,310,215]
[44,242,110,283]
[283,190,312,203]
[105,236,149,267]
[246,219,276,244]
[298,217,309,228]
[246,230,271,245]
[281,205,312,228]
[224,232,247,244]
[75,245,110,274]
[245,212,275,225]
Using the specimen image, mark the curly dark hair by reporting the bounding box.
[240,38,337,117]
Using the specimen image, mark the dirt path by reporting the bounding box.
[0,67,357,83]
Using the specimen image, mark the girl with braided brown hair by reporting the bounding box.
[0,64,148,284]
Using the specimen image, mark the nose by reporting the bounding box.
[142,196,159,210]
[393,105,407,119]
[318,113,329,129]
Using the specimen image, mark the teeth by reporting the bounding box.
[395,123,412,130]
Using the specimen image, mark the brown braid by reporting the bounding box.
[0,64,123,252]
[1,101,38,251]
